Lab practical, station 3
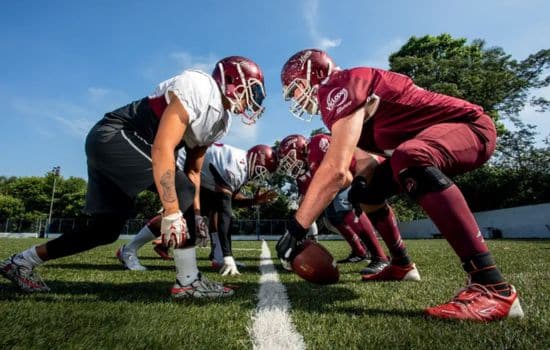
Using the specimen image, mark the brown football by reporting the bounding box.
[291,240,339,285]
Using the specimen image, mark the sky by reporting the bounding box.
[0,0,548,179]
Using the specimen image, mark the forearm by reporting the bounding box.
[152,146,179,214]
[295,163,350,228]
[187,169,202,215]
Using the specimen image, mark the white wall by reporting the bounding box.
[398,203,550,239]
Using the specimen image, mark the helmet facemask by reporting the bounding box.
[277,149,306,178]
[247,152,272,185]
[282,59,320,122]
[218,62,266,125]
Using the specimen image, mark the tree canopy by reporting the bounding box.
[389,34,549,131]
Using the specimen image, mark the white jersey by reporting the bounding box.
[176,144,248,193]
[150,70,231,148]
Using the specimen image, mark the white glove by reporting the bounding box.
[220,256,241,276]
[195,215,209,247]
[160,211,188,249]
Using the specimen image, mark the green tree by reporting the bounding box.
[4,176,51,214]
[455,119,550,210]
[55,176,87,217]
[389,34,549,130]
[134,190,162,219]
[310,127,329,136]
[0,194,25,219]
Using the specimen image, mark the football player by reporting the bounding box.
[277,134,390,274]
[117,143,278,275]
[1,56,266,299]
[276,49,523,321]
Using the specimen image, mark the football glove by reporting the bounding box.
[276,217,308,263]
[195,215,209,247]
[161,211,189,249]
[220,256,240,276]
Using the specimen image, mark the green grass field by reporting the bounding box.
[1,238,549,350]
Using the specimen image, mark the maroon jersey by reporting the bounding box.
[297,134,357,195]
[317,68,485,153]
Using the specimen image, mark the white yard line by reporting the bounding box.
[249,240,306,350]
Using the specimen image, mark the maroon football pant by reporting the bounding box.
[390,114,497,261]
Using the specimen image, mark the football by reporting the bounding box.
[291,240,339,285]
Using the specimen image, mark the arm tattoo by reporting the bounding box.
[160,170,178,203]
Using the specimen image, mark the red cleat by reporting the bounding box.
[152,240,173,260]
[425,284,524,322]
[361,263,421,281]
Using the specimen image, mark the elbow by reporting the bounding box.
[332,168,348,188]
[151,147,164,169]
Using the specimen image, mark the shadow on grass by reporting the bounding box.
[46,262,175,271]
[333,306,425,319]
[0,279,357,312]
[0,279,257,304]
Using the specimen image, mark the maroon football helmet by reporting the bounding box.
[276,134,308,177]
[212,56,266,125]
[246,144,278,183]
[280,49,336,121]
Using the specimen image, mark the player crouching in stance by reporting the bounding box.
[117,143,278,275]
[276,134,390,274]
[276,49,523,321]
[1,56,266,299]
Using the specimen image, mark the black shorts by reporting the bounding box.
[84,122,154,217]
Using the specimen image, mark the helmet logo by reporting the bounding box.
[298,50,312,69]
[326,87,348,111]
[318,137,330,153]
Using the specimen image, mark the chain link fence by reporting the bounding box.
[0,217,293,237]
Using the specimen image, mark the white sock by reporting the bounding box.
[210,232,224,263]
[126,225,156,253]
[174,247,199,285]
[15,246,43,268]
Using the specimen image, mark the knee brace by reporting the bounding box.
[398,166,453,200]
[348,161,399,206]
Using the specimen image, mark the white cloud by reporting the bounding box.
[87,87,129,107]
[360,38,405,69]
[52,116,94,138]
[221,119,259,149]
[11,87,129,139]
[170,52,218,73]
[303,0,342,50]
[142,51,218,82]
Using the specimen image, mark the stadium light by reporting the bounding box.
[46,166,61,238]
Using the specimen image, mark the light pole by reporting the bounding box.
[46,166,61,238]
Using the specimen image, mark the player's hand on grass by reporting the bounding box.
[220,256,240,276]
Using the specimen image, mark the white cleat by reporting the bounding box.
[0,255,50,292]
[116,245,147,271]
[171,273,234,299]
